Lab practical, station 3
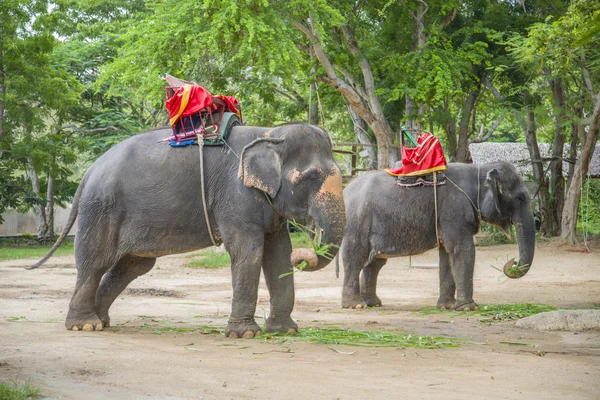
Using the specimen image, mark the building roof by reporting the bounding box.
[468,142,600,178]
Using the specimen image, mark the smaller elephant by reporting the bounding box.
[338,161,535,311]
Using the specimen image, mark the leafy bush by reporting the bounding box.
[476,222,515,246]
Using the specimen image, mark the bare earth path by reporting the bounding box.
[1,242,599,399]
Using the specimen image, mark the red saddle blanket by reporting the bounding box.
[165,84,241,127]
[385,132,447,177]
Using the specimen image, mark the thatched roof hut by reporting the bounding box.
[469,143,600,178]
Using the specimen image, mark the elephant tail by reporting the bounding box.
[335,241,343,278]
[27,181,83,270]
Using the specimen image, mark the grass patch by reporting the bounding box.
[140,324,222,335]
[260,327,465,349]
[416,303,556,322]
[0,381,41,400]
[290,231,313,248]
[183,250,230,269]
[476,222,515,246]
[0,241,74,261]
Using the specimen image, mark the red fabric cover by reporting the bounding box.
[165,84,242,126]
[386,132,447,177]
[165,84,214,126]
[214,94,241,115]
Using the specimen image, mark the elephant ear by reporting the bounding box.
[238,137,285,198]
[486,168,502,214]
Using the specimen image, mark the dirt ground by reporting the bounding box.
[1,241,599,399]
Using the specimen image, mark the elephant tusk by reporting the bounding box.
[291,248,319,270]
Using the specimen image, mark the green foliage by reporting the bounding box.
[290,231,313,248]
[477,222,515,246]
[0,241,74,261]
[578,179,600,235]
[0,381,41,400]
[183,250,231,269]
[260,327,465,349]
[417,303,556,322]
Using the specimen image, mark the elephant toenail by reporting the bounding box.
[82,323,94,331]
[95,323,103,331]
[242,331,255,339]
[287,328,297,334]
[228,332,239,339]
[355,304,363,309]
[71,326,79,331]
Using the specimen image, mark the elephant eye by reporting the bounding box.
[301,168,321,182]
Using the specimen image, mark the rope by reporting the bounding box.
[433,171,440,248]
[198,139,218,246]
[316,86,326,128]
[584,173,590,252]
[445,165,482,228]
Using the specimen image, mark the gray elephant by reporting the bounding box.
[32,124,345,338]
[338,161,535,311]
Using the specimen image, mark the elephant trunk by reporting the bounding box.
[290,171,345,272]
[504,209,536,279]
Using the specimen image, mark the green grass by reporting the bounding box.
[290,231,313,248]
[416,303,556,322]
[139,324,222,335]
[476,222,516,246]
[260,327,465,349]
[183,250,230,269]
[182,232,315,270]
[0,381,41,399]
[0,241,74,261]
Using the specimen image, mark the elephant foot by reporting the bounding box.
[362,296,382,307]
[225,318,261,339]
[455,301,479,312]
[343,302,367,309]
[265,316,298,334]
[95,309,111,328]
[65,312,104,332]
[342,292,365,309]
[436,298,456,310]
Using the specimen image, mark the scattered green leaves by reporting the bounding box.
[416,303,556,323]
[0,381,41,400]
[183,250,230,269]
[260,327,465,349]
[279,220,338,278]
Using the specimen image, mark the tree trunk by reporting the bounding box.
[560,91,600,245]
[442,100,458,161]
[545,78,567,236]
[456,91,478,162]
[348,106,377,170]
[0,40,5,138]
[524,92,552,236]
[295,22,398,168]
[566,121,580,190]
[309,66,318,125]
[28,158,49,238]
[45,173,55,238]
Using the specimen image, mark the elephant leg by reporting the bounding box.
[95,256,156,327]
[436,247,456,310]
[224,233,264,339]
[66,257,115,331]
[448,238,478,311]
[341,239,368,309]
[360,258,386,307]
[262,228,298,334]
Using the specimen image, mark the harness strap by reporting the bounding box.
[433,171,440,248]
[198,139,218,246]
[445,165,482,229]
